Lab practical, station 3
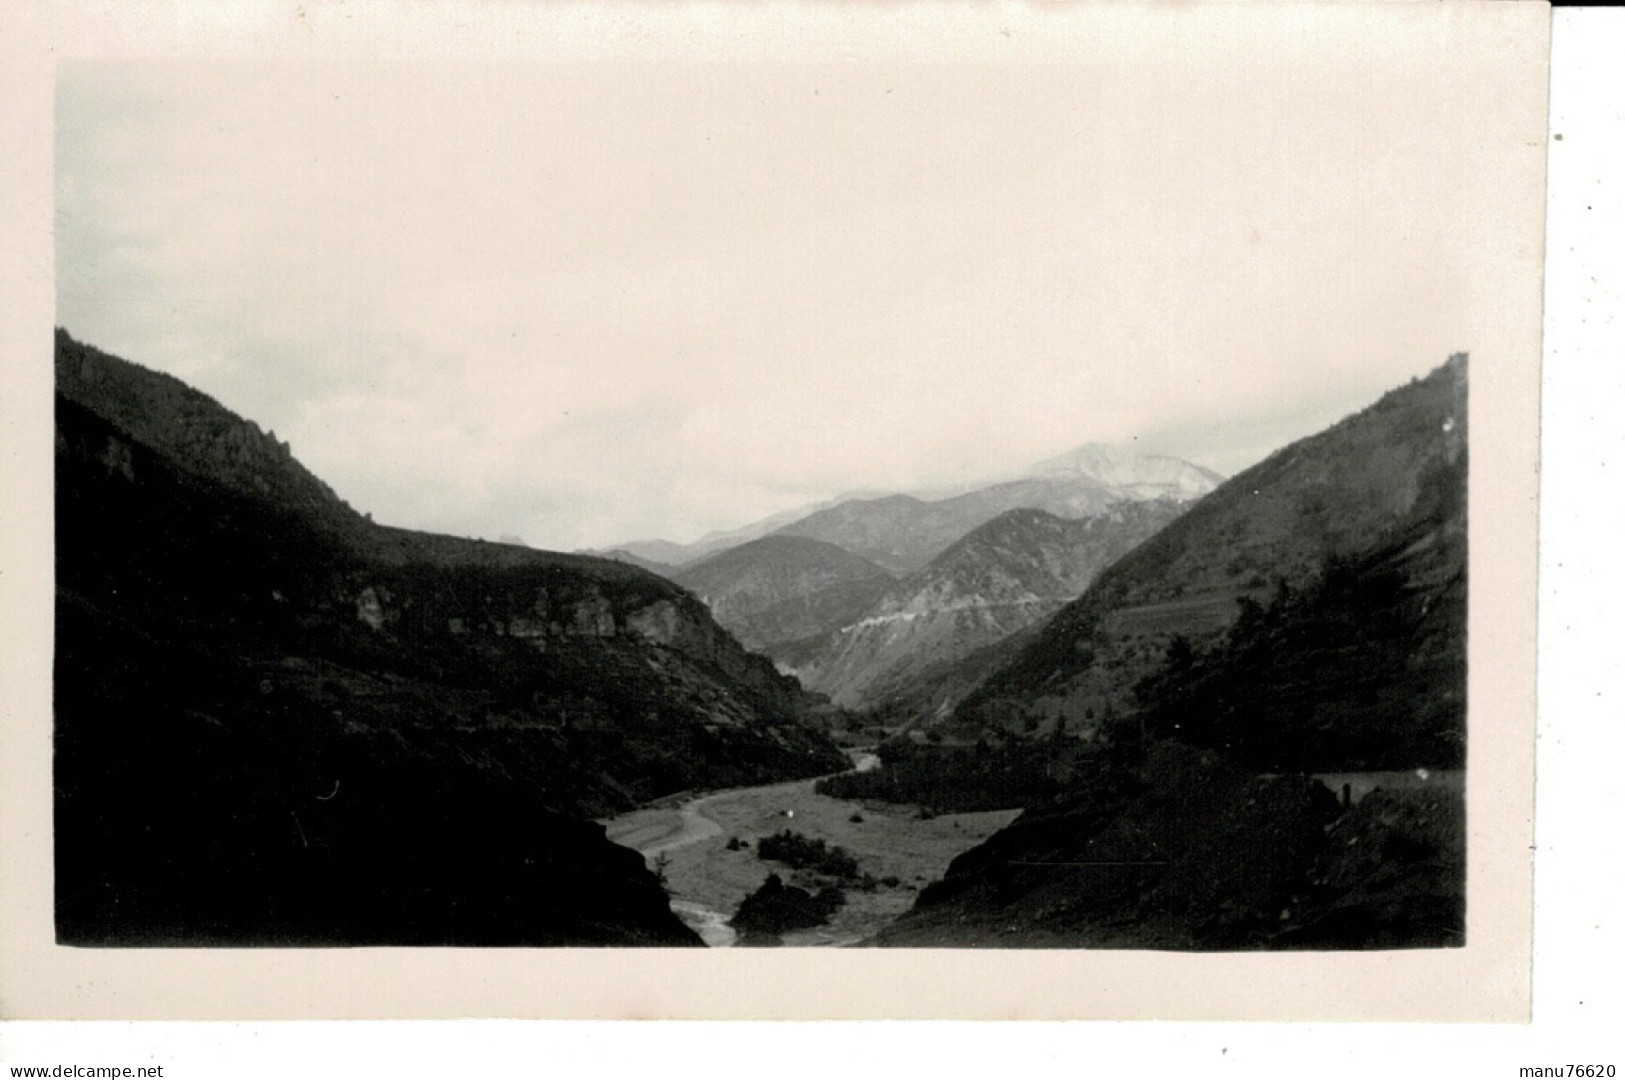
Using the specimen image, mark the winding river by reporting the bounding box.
[601,749,1013,947]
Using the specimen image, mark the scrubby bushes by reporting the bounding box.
[816,738,1079,813]
[729,873,847,940]
[756,829,861,879]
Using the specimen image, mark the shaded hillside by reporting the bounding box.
[672,536,895,654]
[817,733,1091,814]
[857,623,1046,728]
[875,742,1463,950]
[959,354,1468,751]
[53,330,845,945]
[1127,531,1465,772]
[786,501,1187,710]
[876,355,1469,949]
[55,590,698,947]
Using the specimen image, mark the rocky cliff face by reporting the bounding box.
[53,330,845,946]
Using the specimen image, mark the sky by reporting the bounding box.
[54,8,1540,551]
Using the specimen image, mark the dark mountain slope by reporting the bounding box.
[1127,528,1466,772]
[878,355,1469,949]
[55,590,692,947]
[53,330,845,945]
[958,354,1468,754]
[672,535,895,654]
[873,739,1464,950]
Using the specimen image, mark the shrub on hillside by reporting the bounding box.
[815,738,1077,813]
[729,873,847,939]
[756,829,861,879]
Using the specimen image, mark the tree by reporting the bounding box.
[1166,634,1195,675]
[1234,595,1266,640]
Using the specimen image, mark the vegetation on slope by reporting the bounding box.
[958,354,1467,748]
[876,740,1463,950]
[875,355,1470,949]
[673,535,895,654]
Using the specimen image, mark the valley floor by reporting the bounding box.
[603,768,1019,946]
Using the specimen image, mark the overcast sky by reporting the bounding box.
[55,10,1538,551]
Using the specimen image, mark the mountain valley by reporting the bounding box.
[608,445,1221,714]
[51,330,1472,952]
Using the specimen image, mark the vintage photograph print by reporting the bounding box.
[33,0,1547,1017]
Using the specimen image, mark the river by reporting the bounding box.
[601,750,1016,947]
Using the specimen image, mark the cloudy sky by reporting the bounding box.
[55,8,1542,551]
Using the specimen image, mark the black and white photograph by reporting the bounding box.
[2,0,1566,1032]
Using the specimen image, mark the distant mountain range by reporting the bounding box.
[595,548,682,576]
[590,444,1222,711]
[593,444,1222,574]
[781,500,1191,709]
[601,495,865,570]
[53,329,845,946]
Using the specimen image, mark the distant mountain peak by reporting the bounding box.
[1026,442,1225,499]
[596,446,1221,574]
